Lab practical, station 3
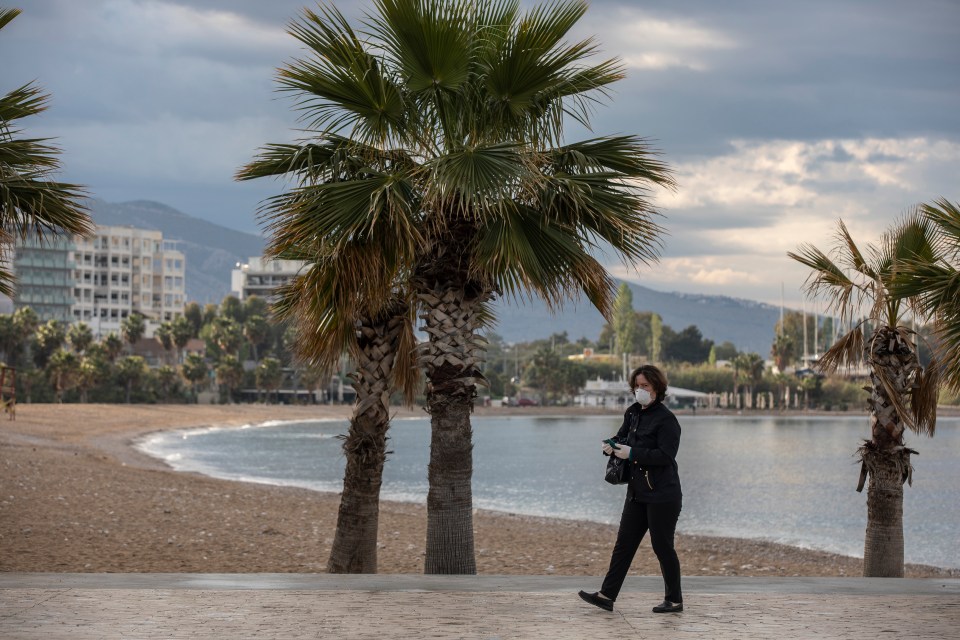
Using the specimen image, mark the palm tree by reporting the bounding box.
[120,313,146,354]
[255,356,284,403]
[181,353,209,401]
[101,332,124,363]
[67,322,94,354]
[238,0,673,574]
[890,198,960,389]
[47,348,79,402]
[216,354,244,403]
[0,8,93,295]
[171,315,193,364]
[116,355,147,404]
[789,216,939,577]
[242,314,270,363]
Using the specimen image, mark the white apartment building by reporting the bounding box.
[71,226,185,335]
[231,256,305,301]
[12,225,186,335]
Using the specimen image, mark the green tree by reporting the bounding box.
[661,325,713,364]
[731,352,764,404]
[101,332,124,363]
[238,0,673,574]
[155,321,174,364]
[612,283,635,357]
[255,357,283,404]
[181,353,209,400]
[171,315,193,364]
[66,322,94,354]
[183,302,204,337]
[243,295,269,321]
[77,348,108,403]
[32,319,66,369]
[116,355,147,404]
[770,332,794,372]
[46,348,79,402]
[650,312,663,363]
[155,365,180,403]
[713,341,738,361]
[0,9,93,296]
[789,215,939,577]
[243,314,270,363]
[120,313,146,352]
[220,295,244,324]
[216,355,244,403]
[204,317,242,360]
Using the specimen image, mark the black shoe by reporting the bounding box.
[578,590,614,611]
[652,599,683,613]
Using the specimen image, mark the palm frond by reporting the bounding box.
[835,219,875,279]
[816,323,864,374]
[281,4,408,143]
[0,8,21,31]
[0,82,49,126]
[788,242,858,320]
[911,356,938,437]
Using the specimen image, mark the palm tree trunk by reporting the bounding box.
[859,325,919,577]
[861,447,906,577]
[417,279,488,575]
[327,308,405,573]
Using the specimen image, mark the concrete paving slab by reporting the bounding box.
[2,574,958,639]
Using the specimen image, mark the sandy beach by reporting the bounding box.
[1,403,955,578]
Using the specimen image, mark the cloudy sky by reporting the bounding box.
[4,0,958,307]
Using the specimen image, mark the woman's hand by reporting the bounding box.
[612,444,631,460]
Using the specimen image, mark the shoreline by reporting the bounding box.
[2,403,956,578]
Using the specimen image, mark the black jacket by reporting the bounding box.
[610,401,682,503]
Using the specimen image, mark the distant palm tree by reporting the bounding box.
[120,314,146,353]
[0,8,92,295]
[239,0,673,574]
[789,216,939,577]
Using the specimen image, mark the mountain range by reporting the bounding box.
[88,199,781,354]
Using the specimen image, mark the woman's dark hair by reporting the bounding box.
[629,364,668,402]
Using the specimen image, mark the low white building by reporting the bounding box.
[231,256,306,301]
[576,378,710,409]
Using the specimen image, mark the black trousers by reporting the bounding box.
[600,496,682,603]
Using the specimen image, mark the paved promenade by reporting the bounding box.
[2,574,958,639]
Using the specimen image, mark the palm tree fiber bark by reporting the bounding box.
[425,397,477,574]
[862,451,906,577]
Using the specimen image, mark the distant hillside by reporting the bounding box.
[88,199,265,304]
[86,199,780,352]
[491,284,780,355]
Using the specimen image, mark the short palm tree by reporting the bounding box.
[0,8,92,295]
[789,216,939,577]
[239,0,673,574]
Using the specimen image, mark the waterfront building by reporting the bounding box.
[230,256,305,301]
[10,234,76,323]
[11,226,186,335]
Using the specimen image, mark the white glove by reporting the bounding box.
[612,444,631,460]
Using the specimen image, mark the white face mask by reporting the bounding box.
[634,387,653,406]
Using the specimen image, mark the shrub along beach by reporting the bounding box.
[2,403,955,578]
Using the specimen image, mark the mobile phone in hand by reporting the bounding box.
[604,438,620,450]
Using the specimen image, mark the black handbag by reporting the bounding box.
[605,455,629,485]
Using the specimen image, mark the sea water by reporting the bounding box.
[137,414,960,569]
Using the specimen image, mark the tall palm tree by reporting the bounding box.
[0,8,92,295]
[789,216,939,577]
[238,0,673,574]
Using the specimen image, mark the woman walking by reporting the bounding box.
[579,364,684,613]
